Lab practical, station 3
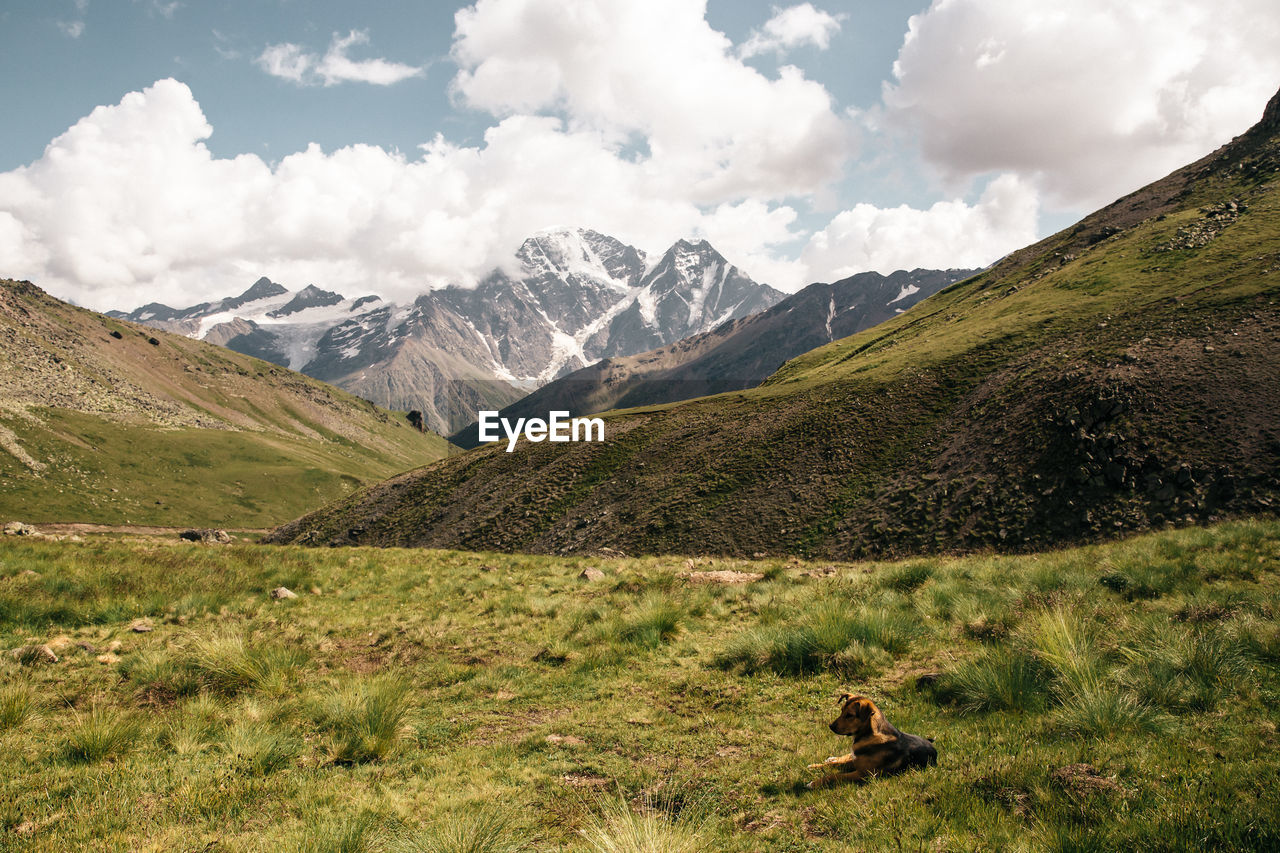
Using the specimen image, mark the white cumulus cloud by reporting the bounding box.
[801,174,1040,280]
[739,3,845,59]
[882,0,1280,209]
[257,30,423,87]
[0,79,810,310]
[450,0,853,203]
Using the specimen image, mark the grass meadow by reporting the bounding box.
[2,519,1279,851]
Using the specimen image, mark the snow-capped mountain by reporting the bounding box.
[111,229,784,434]
[449,266,979,447]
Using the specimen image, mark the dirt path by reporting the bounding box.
[24,522,272,539]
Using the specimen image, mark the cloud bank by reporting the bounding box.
[1,0,1275,312]
[884,0,1280,209]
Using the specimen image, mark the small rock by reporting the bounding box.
[596,547,627,558]
[915,672,944,690]
[578,567,606,582]
[3,521,36,536]
[270,586,298,600]
[96,653,121,665]
[802,565,839,578]
[129,618,153,633]
[179,528,232,544]
[479,565,498,573]
[1203,344,1216,353]
[11,644,57,665]
[309,586,322,595]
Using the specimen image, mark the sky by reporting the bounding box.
[1,1,1278,311]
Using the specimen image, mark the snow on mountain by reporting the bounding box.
[114,228,783,433]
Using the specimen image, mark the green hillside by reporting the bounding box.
[2,520,1278,849]
[0,280,454,528]
[268,89,1280,557]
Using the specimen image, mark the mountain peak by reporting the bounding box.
[266,285,344,318]
[236,277,287,303]
[1261,84,1280,133]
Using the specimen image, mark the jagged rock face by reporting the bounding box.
[449,266,977,447]
[267,285,344,318]
[587,239,781,360]
[114,228,784,434]
[1262,85,1280,132]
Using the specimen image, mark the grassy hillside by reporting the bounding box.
[269,89,1280,558]
[2,520,1278,850]
[0,280,454,528]
[449,268,976,449]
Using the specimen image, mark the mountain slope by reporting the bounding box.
[113,230,783,435]
[0,279,454,527]
[269,86,1280,557]
[450,267,977,447]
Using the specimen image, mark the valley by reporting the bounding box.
[2,520,1277,850]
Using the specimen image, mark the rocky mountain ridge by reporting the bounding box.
[269,84,1280,558]
[113,229,783,433]
[451,266,978,447]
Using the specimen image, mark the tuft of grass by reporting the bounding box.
[292,812,381,853]
[578,791,709,853]
[59,706,142,763]
[1048,689,1169,736]
[125,649,202,704]
[880,561,934,593]
[161,693,226,755]
[715,601,916,676]
[1029,608,1105,697]
[315,677,413,765]
[385,808,538,853]
[224,720,301,775]
[606,594,685,649]
[187,633,308,695]
[931,649,1050,713]
[1231,614,1280,667]
[0,683,36,730]
[1119,621,1249,712]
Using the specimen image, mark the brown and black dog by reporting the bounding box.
[807,694,937,789]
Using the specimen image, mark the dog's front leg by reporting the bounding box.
[807,753,853,770]
[807,768,868,789]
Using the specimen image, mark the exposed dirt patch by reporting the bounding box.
[1051,763,1123,797]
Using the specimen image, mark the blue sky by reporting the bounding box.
[1,1,1277,310]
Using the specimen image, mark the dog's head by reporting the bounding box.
[829,693,885,738]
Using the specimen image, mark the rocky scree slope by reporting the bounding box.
[269,90,1280,557]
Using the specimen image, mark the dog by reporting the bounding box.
[807,693,937,789]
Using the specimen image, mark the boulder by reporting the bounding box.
[3,521,35,536]
[179,528,232,544]
[269,586,298,600]
[577,567,606,582]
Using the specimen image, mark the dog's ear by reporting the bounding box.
[836,692,855,706]
[853,698,876,721]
